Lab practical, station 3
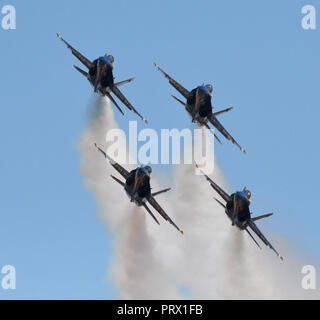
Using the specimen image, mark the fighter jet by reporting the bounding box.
[94,142,183,234]
[56,33,147,123]
[196,164,283,260]
[154,62,246,153]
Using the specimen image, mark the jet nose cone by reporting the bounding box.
[205,84,213,96]
[200,84,213,96]
[107,55,114,63]
[97,58,106,67]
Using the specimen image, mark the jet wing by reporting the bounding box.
[110,85,148,124]
[247,220,283,260]
[146,195,183,234]
[56,33,93,70]
[94,143,129,180]
[208,114,246,154]
[154,62,190,99]
[196,164,231,203]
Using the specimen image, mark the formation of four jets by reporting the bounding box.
[57,33,283,260]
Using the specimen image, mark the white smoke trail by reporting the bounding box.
[79,97,319,299]
[78,96,132,232]
[160,136,320,300]
[78,96,181,299]
[111,207,181,299]
[148,134,235,299]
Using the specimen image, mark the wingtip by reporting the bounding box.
[241,148,247,154]
[279,254,284,261]
[180,229,184,235]
[93,142,98,148]
[143,118,148,124]
[153,61,159,69]
[56,32,61,39]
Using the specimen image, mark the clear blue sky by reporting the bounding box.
[0,0,319,299]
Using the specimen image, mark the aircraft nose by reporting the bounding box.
[136,168,144,177]
[200,85,212,97]
[97,59,105,68]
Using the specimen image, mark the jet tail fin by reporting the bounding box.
[151,188,171,197]
[252,213,273,222]
[74,65,88,77]
[114,78,135,87]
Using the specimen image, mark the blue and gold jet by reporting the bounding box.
[154,62,246,153]
[196,164,283,260]
[94,143,183,234]
[57,33,147,123]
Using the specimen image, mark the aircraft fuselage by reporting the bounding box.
[124,167,152,206]
[88,55,114,93]
[225,191,251,230]
[186,85,213,125]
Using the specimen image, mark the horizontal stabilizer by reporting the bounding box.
[105,92,125,116]
[151,188,171,197]
[245,228,262,249]
[143,204,160,225]
[214,197,226,208]
[252,213,273,222]
[213,107,233,117]
[73,65,88,77]
[114,78,135,87]
[110,174,125,187]
[171,95,186,107]
[204,123,222,145]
